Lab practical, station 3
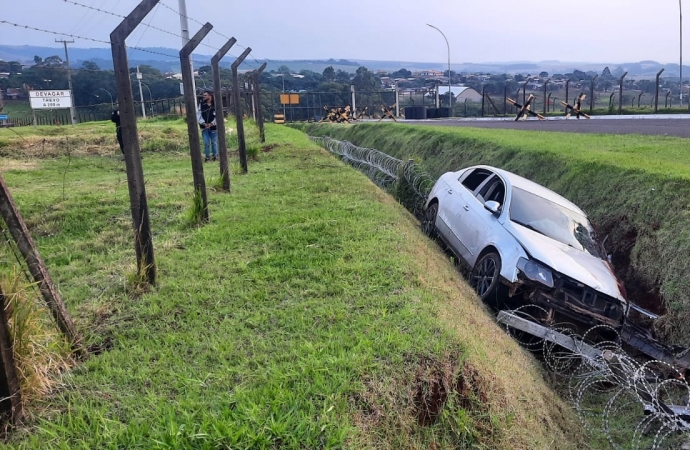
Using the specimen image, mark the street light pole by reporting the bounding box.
[427,23,452,117]
[136,66,146,119]
[142,83,153,116]
[178,0,197,98]
[99,88,114,109]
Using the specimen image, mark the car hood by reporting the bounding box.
[504,222,627,303]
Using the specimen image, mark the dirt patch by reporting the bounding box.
[413,358,495,430]
[603,219,666,316]
[262,143,279,153]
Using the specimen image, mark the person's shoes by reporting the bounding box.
[204,157,210,162]
[212,156,217,162]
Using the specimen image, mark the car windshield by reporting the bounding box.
[509,187,604,258]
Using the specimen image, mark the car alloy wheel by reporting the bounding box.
[422,202,438,239]
[470,252,502,300]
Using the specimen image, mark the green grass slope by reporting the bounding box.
[0,121,580,449]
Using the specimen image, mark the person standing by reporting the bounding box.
[197,90,218,162]
[110,109,124,159]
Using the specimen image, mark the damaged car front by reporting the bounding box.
[423,165,628,329]
[502,185,628,328]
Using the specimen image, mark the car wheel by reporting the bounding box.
[470,252,504,303]
[422,202,438,239]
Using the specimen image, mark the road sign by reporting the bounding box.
[0,115,7,120]
[280,93,300,105]
[29,90,73,110]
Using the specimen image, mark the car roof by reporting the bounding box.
[465,165,586,216]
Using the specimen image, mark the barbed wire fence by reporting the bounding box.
[500,305,690,450]
[309,136,435,219]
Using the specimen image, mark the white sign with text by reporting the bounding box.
[29,90,73,109]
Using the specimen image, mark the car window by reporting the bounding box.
[477,176,506,206]
[460,169,492,191]
[509,187,604,258]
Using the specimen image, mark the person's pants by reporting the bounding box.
[202,128,218,158]
[116,128,124,154]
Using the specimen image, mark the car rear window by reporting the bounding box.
[461,169,492,191]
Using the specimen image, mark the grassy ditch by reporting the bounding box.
[300,122,690,347]
[0,121,580,448]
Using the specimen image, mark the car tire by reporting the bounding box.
[470,252,506,305]
[422,202,438,239]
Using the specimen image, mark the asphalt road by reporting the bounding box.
[402,116,690,137]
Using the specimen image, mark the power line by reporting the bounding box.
[0,20,178,59]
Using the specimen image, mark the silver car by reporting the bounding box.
[422,165,628,328]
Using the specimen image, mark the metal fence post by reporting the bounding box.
[543,79,550,116]
[565,79,571,107]
[180,22,213,222]
[232,48,252,173]
[590,75,598,114]
[110,0,158,286]
[395,86,400,117]
[655,69,665,113]
[618,72,628,114]
[211,37,237,192]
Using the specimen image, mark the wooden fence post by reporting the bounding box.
[110,0,158,285]
[211,37,237,193]
[231,48,252,173]
[0,174,83,353]
[180,23,213,222]
[0,287,22,424]
[252,63,267,143]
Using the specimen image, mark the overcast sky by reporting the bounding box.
[1,0,686,64]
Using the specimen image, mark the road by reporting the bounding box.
[402,115,690,137]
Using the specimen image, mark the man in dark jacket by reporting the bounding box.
[197,90,218,162]
[110,109,124,158]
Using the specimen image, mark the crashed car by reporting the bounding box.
[422,165,628,328]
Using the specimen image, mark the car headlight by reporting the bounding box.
[517,257,554,288]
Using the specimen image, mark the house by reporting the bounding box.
[431,86,483,103]
[3,88,23,100]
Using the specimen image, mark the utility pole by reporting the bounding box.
[136,66,146,119]
[178,0,197,97]
[55,39,77,125]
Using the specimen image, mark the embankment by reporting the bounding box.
[300,122,690,347]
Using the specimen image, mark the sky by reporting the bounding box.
[1,0,686,65]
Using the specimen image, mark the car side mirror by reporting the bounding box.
[484,201,501,216]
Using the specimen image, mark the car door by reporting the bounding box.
[450,173,506,265]
[441,168,493,262]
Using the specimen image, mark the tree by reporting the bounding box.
[0,61,9,73]
[82,60,100,71]
[391,68,411,79]
[539,71,549,78]
[322,66,335,82]
[33,55,43,65]
[352,66,379,91]
[335,69,351,83]
[602,66,612,78]
[43,55,64,67]
[197,65,212,76]
[278,65,291,75]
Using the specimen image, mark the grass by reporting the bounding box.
[300,122,690,347]
[0,119,581,448]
